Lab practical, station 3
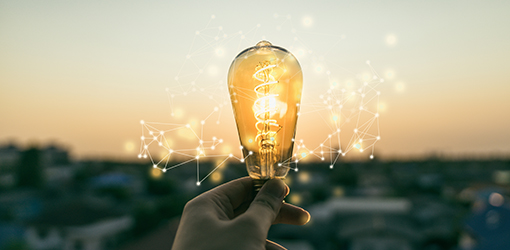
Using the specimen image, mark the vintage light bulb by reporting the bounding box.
[228,41,303,189]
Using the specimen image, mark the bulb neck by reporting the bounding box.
[252,179,268,192]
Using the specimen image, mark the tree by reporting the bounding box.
[16,146,44,188]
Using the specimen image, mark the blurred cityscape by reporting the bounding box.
[0,142,509,250]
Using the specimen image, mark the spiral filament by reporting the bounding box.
[253,61,281,178]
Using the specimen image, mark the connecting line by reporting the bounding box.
[198,156,230,184]
[139,17,384,180]
[164,158,196,171]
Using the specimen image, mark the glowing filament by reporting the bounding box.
[252,61,281,178]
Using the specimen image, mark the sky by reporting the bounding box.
[1,0,510,161]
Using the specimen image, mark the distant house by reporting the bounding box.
[25,198,132,250]
[41,144,70,167]
[90,172,144,196]
[0,143,21,169]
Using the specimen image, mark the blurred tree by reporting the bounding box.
[132,203,160,237]
[16,146,44,188]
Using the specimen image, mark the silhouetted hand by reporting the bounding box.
[172,177,310,250]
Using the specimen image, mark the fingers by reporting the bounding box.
[244,179,288,231]
[185,177,253,220]
[273,203,311,225]
[266,240,287,250]
[205,176,254,209]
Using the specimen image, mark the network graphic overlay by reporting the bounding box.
[139,14,389,185]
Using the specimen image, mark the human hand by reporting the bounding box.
[171,177,310,250]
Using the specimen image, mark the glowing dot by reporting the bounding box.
[370,155,374,159]
[214,107,219,111]
[294,168,299,172]
[162,169,167,173]
[144,145,148,149]
[149,131,153,135]
[211,14,215,19]
[395,82,405,92]
[342,153,346,156]
[489,192,504,207]
[140,120,145,124]
[160,131,164,135]
[199,140,203,144]
[321,157,325,161]
[211,146,215,150]
[201,120,205,125]
[196,182,201,186]
[169,149,173,153]
[338,150,342,153]
[143,154,147,158]
[219,139,223,143]
[195,30,200,35]
[330,165,333,169]
[215,48,224,57]
[386,34,397,46]
[229,154,233,158]
[239,146,243,149]
[137,154,141,158]
[375,113,380,117]
[196,156,199,159]
[158,142,162,146]
[186,124,190,128]
[366,60,370,65]
[377,136,381,140]
[354,129,358,133]
[141,136,145,140]
[360,149,364,152]
[153,164,157,168]
[240,159,245,163]
[278,163,282,167]
[302,16,313,27]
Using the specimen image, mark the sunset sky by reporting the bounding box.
[1,0,509,161]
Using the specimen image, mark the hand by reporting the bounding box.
[171,177,310,250]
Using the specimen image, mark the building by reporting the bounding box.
[26,198,132,250]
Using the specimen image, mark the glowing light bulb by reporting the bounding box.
[228,40,303,189]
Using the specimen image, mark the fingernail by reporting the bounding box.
[264,179,286,199]
[302,211,311,225]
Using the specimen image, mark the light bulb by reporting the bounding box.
[228,40,303,189]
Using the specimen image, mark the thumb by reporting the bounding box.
[244,179,288,231]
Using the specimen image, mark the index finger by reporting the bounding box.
[197,176,254,217]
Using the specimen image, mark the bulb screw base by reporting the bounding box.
[252,179,268,192]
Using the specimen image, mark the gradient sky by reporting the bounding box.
[1,0,509,160]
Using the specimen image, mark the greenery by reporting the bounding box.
[16,146,44,188]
